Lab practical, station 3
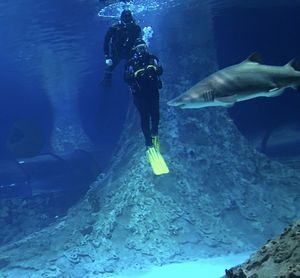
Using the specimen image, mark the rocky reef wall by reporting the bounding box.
[226,220,300,278]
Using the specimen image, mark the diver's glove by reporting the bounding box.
[105,58,113,66]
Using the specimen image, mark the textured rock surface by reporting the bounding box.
[0,192,86,247]
[0,195,58,246]
[226,220,300,278]
[1,2,300,278]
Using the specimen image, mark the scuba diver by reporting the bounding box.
[101,9,142,87]
[124,38,169,175]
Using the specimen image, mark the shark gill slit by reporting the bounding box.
[203,90,214,102]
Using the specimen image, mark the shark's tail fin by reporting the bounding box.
[286,58,300,71]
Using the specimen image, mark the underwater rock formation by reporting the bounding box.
[225,220,300,278]
[1,2,300,278]
[40,46,93,153]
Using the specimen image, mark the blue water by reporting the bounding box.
[0,0,129,161]
[1,0,300,160]
[0,0,133,215]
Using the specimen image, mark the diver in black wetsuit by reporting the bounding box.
[124,38,163,149]
[101,9,141,87]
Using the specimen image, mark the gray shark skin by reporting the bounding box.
[167,53,300,109]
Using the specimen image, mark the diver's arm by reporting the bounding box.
[124,63,135,84]
[155,58,163,76]
[148,55,163,76]
[103,26,115,58]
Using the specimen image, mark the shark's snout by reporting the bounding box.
[167,99,180,107]
[167,95,189,107]
[167,100,188,109]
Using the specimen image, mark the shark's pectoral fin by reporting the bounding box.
[215,95,237,108]
[224,103,234,108]
[268,87,279,92]
[268,88,284,97]
[215,95,238,103]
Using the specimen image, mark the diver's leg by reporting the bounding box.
[101,56,120,87]
[133,96,152,147]
[101,67,113,87]
[150,90,160,136]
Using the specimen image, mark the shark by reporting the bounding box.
[167,53,300,109]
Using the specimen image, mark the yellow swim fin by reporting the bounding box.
[146,147,169,175]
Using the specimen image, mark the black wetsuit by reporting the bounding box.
[103,22,141,80]
[124,52,163,147]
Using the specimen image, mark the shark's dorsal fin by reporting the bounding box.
[246,52,262,64]
[285,58,300,70]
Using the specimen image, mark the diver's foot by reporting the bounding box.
[151,135,160,152]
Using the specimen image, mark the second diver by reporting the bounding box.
[102,10,141,87]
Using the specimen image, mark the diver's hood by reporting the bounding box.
[121,10,134,24]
